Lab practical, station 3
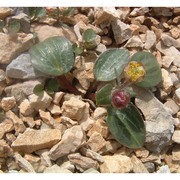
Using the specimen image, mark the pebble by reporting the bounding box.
[53,92,65,105]
[96,43,107,54]
[101,36,112,46]
[21,116,35,128]
[161,33,180,48]
[93,107,107,120]
[130,7,149,16]
[0,33,34,64]
[39,150,52,167]
[28,91,52,111]
[0,139,13,157]
[0,96,16,111]
[162,56,174,69]
[124,35,143,48]
[170,27,180,39]
[60,116,78,128]
[100,154,133,173]
[111,19,132,45]
[6,53,47,79]
[61,97,86,121]
[44,165,72,173]
[172,130,180,144]
[39,109,55,127]
[68,153,99,172]
[152,7,173,17]
[144,30,157,50]
[172,145,180,161]
[143,162,155,173]
[11,128,61,153]
[157,165,171,173]
[59,160,75,172]
[0,69,6,82]
[14,152,35,172]
[170,73,179,86]
[134,148,149,158]
[18,99,34,116]
[174,88,180,104]
[47,103,61,115]
[49,125,86,160]
[83,168,100,173]
[0,7,12,19]
[164,99,179,115]
[0,119,14,139]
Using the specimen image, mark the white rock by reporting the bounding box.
[124,35,143,48]
[130,7,149,16]
[164,99,179,115]
[0,96,16,111]
[18,99,34,116]
[174,88,180,104]
[47,103,61,115]
[53,91,65,105]
[96,43,107,54]
[162,56,174,69]
[93,107,107,120]
[161,33,180,48]
[44,165,72,173]
[145,30,156,50]
[157,165,171,173]
[172,130,180,144]
[49,125,86,160]
[59,160,75,172]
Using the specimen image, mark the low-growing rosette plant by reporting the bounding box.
[29,35,162,149]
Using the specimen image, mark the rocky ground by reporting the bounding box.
[0,7,180,173]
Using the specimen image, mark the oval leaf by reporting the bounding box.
[107,103,146,148]
[29,36,74,76]
[131,51,162,88]
[7,19,21,34]
[96,83,113,106]
[83,29,96,43]
[33,84,44,96]
[46,78,59,92]
[94,48,130,81]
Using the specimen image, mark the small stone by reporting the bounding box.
[93,107,107,120]
[164,99,179,115]
[18,99,34,116]
[6,53,47,79]
[21,116,35,128]
[87,132,106,152]
[111,19,132,45]
[0,139,13,157]
[130,24,140,35]
[68,153,99,172]
[0,96,16,111]
[0,69,6,82]
[172,130,180,144]
[134,16,145,24]
[143,162,155,173]
[73,23,82,42]
[161,33,180,48]
[44,165,72,173]
[96,43,107,54]
[152,7,173,17]
[59,160,75,173]
[0,7,12,19]
[101,36,112,46]
[14,153,35,172]
[161,68,173,93]
[134,148,149,158]
[6,110,26,135]
[0,119,14,139]
[100,154,133,173]
[61,97,86,121]
[28,91,52,111]
[0,81,6,95]
[103,140,122,154]
[11,128,61,153]
[130,7,149,16]
[174,88,180,104]
[162,56,174,69]
[5,133,16,144]
[0,33,34,64]
[144,30,156,50]
[170,73,179,86]
[87,24,104,35]
[47,103,61,115]
[83,168,100,173]
[49,125,86,160]
[7,158,20,171]
[60,116,78,128]
[74,13,89,24]
[131,155,148,173]
[172,144,180,161]
[170,27,180,39]
[157,165,171,173]
[141,153,161,164]
[124,35,143,48]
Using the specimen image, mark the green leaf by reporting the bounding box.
[7,19,21,34]
[83,29,96,43]
[94,48,130,81]
[62,7,74,16]
[131,51,162,88]
[33,84,44,96]
[73,43,83,55]
[46,78,59,93]
[96,83,113,106]
[107,103,146,149]
[29,7,46,19]
[29,36,74,76]
[0,20,4,31]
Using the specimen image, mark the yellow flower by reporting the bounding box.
[124,61,145,82]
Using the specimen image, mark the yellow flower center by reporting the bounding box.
[124,61,145,82]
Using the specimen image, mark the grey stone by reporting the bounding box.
[156,41,180,68]
[6,53,47,79]
[164,99,179,115]
[130,7,149,16]
[111,19,132,45]
[95,43,107,54]
[124,35,143,48]
[144,162,155,173]
[161,34,180,48]
[157,165,171,173]
[134,87,174,153]
[44,165,72,173]
[0,69,6,82]
[145,30,156,50]
[152,7,173,16]
[83,168,100,173]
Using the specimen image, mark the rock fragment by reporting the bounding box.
[164,99,179,115]
[0,119,14,139]
[161,33,180,48]
[18,99,34,116]
[44,165,72,173]
[130,7,149,16]
[172,145,180,161]
[144,30,156,49]
[0,96,16,111]
[53,91,65,105]
[11,128,61,153]
[172,130,180,144]
[0,139,13,157]
[124,35,143,48]
[162,56,174,69]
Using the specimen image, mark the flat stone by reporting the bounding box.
[100,154,133,173]
[111,19,132,45]
[164,99,179,115]
[0,96,16,111]
[68,153,99,172]
[59,160,75,173]
[170,27,180,39]
[0,139,13,158]
[18,99,34,116]
[134,148,149,158]
[14,153,35,172]
[32,24,77,43]
[130,7,149,16]
[87,132,106,152]
[144,30,156,50]
[152,7,173,16]
[161,33,180,48]
[11,128,61,153]
[174,88,180,104]
[131,155,149,173]
[162,56,174,69]
[0,33,34,64]
[124,35,143,48]
[134,87,174,153]
[44,165,72,173]
[172,130,180,144]
[6,53,47,79]
[157,165,171,173]
[172,144,180,161]
[6,110,26,135]
[53,91,65,105]
[47,104,61,115]
[49,125,86,160]
[0,119,14,139]
[156,41,180,68]
[0,69,6,82]
[0,7,12,19]
[61,97,86,121]
[28,91,52,111]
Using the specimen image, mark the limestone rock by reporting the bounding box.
[157,165,171,173]
[11,128,61,153]
[172,145,180,161]
[47,104,61,115]
[174,88,180,105]
[0,119,14,139]
[53,91,65,105]
[100,154,133,173]
[0,96,16,111]
[130,7,149,16]
[164,99,179,115]
[28,91,52,111]
[111,19,132,45]
[170,73,179,86]
[0,139,13,158]
[161,33,180,48]
[49,125,86,160]
[14,153,35,172]
[44,165,72,173]
[0,69,6,82]
[134,148,149,158]
[144,30,156,49]
[32,24,77,43]
[0,33,34,64]
[93,107,107,120]
[156,41,180,68]
[131,155,149,173]
[0,7,12,19]
[18,99,34,116]
[6,53,47,79]
[172,130,180,144]
[170,27,180,39]
[162,56,174,69]
[61,97,86,121]
[59,160,75,172]
[96,43,107,54]
[21,116,35,128]
[60,116,78,128]
[68,153,99,172]
[124,35,143,48]
[87,132,106,152]
[6,110,26,135]
[134,87,174,153]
